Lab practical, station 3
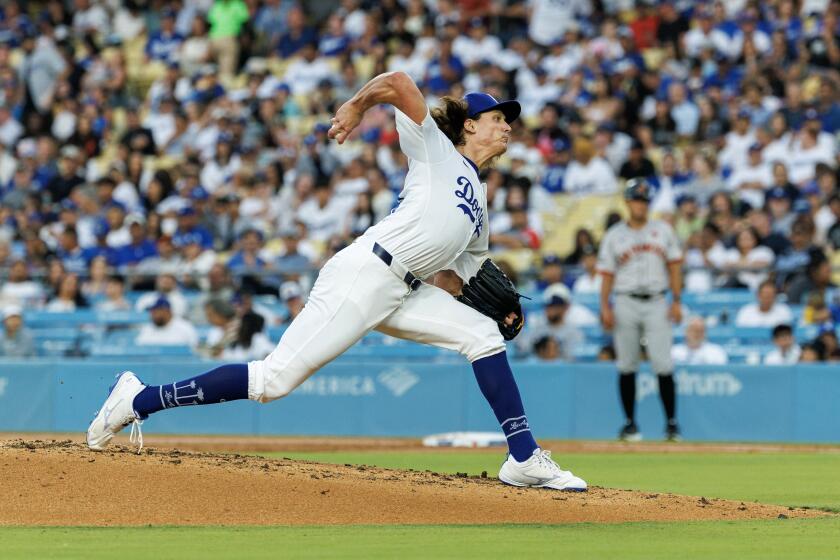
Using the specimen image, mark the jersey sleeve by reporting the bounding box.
[664,224,683,262]
[395,107,456,164]
[447,249,488,282]
[596,229,616,275]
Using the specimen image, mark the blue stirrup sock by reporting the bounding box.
[132,363,249,419]
[471,351,539,462]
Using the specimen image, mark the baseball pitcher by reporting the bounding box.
[598,178,683,441]
[87,72,587,491]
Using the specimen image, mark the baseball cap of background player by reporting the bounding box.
[3,304,22,321]
[543,283,572,307]
[146,296,171,312]
[280,281,303,301]
[624,178,652,202]
[463,92,521,124]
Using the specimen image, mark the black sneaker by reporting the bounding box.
[619,422,642,442]
[665,421,681,442]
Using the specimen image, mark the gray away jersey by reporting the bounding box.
[597,220,682,294]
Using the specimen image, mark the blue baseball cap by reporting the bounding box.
[190,186,209,200]
[553,138,570,152]
[802,181,820,196]
[463,92,521,124]
[147,296,171,311]
[766,186,788,200]
[542,254,563,266]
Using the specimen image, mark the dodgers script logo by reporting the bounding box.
[454,176,484,237]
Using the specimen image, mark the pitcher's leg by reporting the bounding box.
[377,284,537,460]
[249,245,409,402]
[88,245,409,450]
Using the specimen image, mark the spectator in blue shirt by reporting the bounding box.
[276,5,317,58]
[816,78,840,133]
[424,37,464,95]
[173,206,214,250]
[319,14,350,57]
[145,9,184,64]
[114,215,158,268]
[253,0,293,52]
[669,82,700,138]
[227,228,268,272]
[541,139,571,194]
[56,226,88,274]
[81,218,117,266]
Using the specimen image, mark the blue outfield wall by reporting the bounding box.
[0,359,838,442]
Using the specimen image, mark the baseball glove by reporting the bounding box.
[457,259,525,340]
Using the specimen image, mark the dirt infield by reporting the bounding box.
[0,438,828,526]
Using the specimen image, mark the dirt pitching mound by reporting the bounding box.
[0,440,827,527]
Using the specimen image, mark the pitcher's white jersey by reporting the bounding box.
[359,108,488,281]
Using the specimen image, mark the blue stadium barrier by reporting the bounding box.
[24,310,148,328]
[88,344,196,359]
[1,359,837,442]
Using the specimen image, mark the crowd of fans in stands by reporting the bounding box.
[0,0,838,362]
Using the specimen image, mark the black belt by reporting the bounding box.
[624,292,666,301]
[372,242,422,291]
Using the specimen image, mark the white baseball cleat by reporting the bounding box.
[498,448,588,491]
[86,371,146,452]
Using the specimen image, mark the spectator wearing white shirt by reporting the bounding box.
[788,111,836,186]
[735,280,794,327]
[572,245,602,294]
[668,82,700,138]
[672,317,729,365]
[387,39,428,83]
[452,18,503,68]
[727,143,773,209]
[721,227,775,291]
[762,125,793,171]
[144,95,178,148]
[135,273,189,318]
[542,36,583,80]
[517,66,562,119]
[728,12,771,60]
[284,42,334,97]
[296,181,349,242]
[71,0,110,38]
[136,296,199,347]
[764,324,801,365]
[684,9,720,58]
[684,222,730,292]
[719,110,756,172]
[528,0,589,47]
[564,137,618,195]
[0,103,23,148]
[95,275,132,312]
[0,260,44,308]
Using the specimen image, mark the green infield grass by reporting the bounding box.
[2,520,840,560]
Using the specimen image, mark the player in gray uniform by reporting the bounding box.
[597,179,683,441]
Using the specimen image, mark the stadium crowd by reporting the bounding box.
[0,0,838,362]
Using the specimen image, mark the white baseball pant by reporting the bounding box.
[247,239,505,402]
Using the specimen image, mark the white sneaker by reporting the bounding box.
[86,371,146,452]
[498,448,588,491]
